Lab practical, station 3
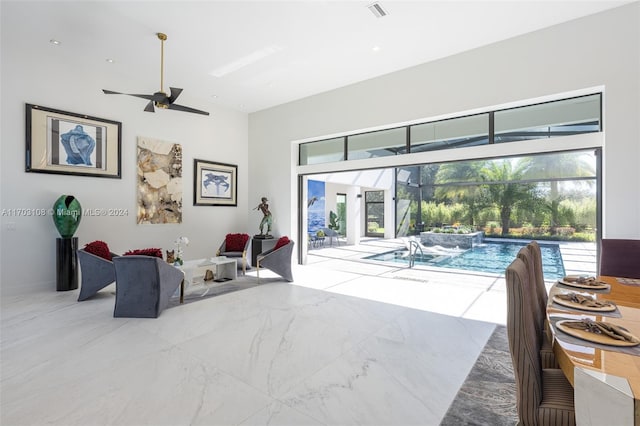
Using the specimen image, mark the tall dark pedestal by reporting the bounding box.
[56,237,78,291]
[251,237,276,268]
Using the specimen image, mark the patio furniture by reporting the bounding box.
[216,233,251,275]
[600,238,640,278]
[320,227,341,246]
[112,255,184,318]
[506,257,575,426]
[77,249,119,301]
[257,237,294,282]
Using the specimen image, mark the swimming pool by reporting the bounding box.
[365,241,565,280]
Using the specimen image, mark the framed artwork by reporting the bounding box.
[25,104,122,178]
[137,136,182,224]
[194,159,237,206]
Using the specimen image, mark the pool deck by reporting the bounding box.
[295,237,596,326]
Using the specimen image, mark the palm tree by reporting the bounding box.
[434,160,491,226]
[520,152,595,234]
[482,159,538,236]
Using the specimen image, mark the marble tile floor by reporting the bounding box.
[1,238,595,425]
[2,276,495,426]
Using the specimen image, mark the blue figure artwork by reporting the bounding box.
[60,125,95,166]
[203,172,230,195]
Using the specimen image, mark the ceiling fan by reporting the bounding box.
[103,33,209,116]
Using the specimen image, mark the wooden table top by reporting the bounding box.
[548,275,640,399]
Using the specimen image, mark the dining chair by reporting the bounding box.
[600,238,640,278]
[506,257,575,426]
[519,244,557,369]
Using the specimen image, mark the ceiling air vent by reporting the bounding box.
[367,2,388,18]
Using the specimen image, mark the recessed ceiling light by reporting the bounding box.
[49,39,61,45]
[372,45,381,52]
[211,94,218,99]
[105,58,114,63]
[367,2,388,18]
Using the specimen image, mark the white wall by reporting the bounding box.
[248,3,640,250]
[0,10,249,294]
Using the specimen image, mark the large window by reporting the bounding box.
[299,93,601,166]
[410,113,488,153]
[347,127,406,160]
[494,94,601,143]
[299,137,344,165]
[395,150,597,241]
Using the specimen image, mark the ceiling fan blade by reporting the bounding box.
[168,103,210,116]
[144,101,156,113]
[103,89,155,101]
[168,87,183,103]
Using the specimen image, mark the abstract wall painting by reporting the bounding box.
[137,136,182,224]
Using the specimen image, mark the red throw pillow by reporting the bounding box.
[84,240,112,261]
[274,236,290,251]
[123,248,163,258]
[225,233,248,252]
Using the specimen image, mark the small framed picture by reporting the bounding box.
[194,159,237,206]
[25,104,122,178]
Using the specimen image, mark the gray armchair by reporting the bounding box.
[216,233,251,275]
[77,249,119,301]
[257,239,295,282]
[112,255,184,318]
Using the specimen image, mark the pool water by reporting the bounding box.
[365,242,565,280]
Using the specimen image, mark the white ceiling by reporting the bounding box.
[3,0,632,114]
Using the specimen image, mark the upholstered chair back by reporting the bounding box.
[527,241,548,307]
[600,239,640,278]
[113,255,183,318]
[506,257,543,425]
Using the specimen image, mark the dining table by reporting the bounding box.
[547,275,640,425]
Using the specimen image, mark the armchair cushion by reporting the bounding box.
[84,240,112,261]
[123,248,163,258]
[274,236,290,251]
[225,233,249,252]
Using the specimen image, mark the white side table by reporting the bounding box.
[177,257,237,303]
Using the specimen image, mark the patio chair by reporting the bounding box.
[257,237,295,282]
[321,227,341,246]
[216,233,251,275]
[600,238,640,278]
[77,246,119,301]
[506,257,575,426]
[112,255,184,318]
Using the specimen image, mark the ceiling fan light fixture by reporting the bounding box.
[102,32,209,116]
